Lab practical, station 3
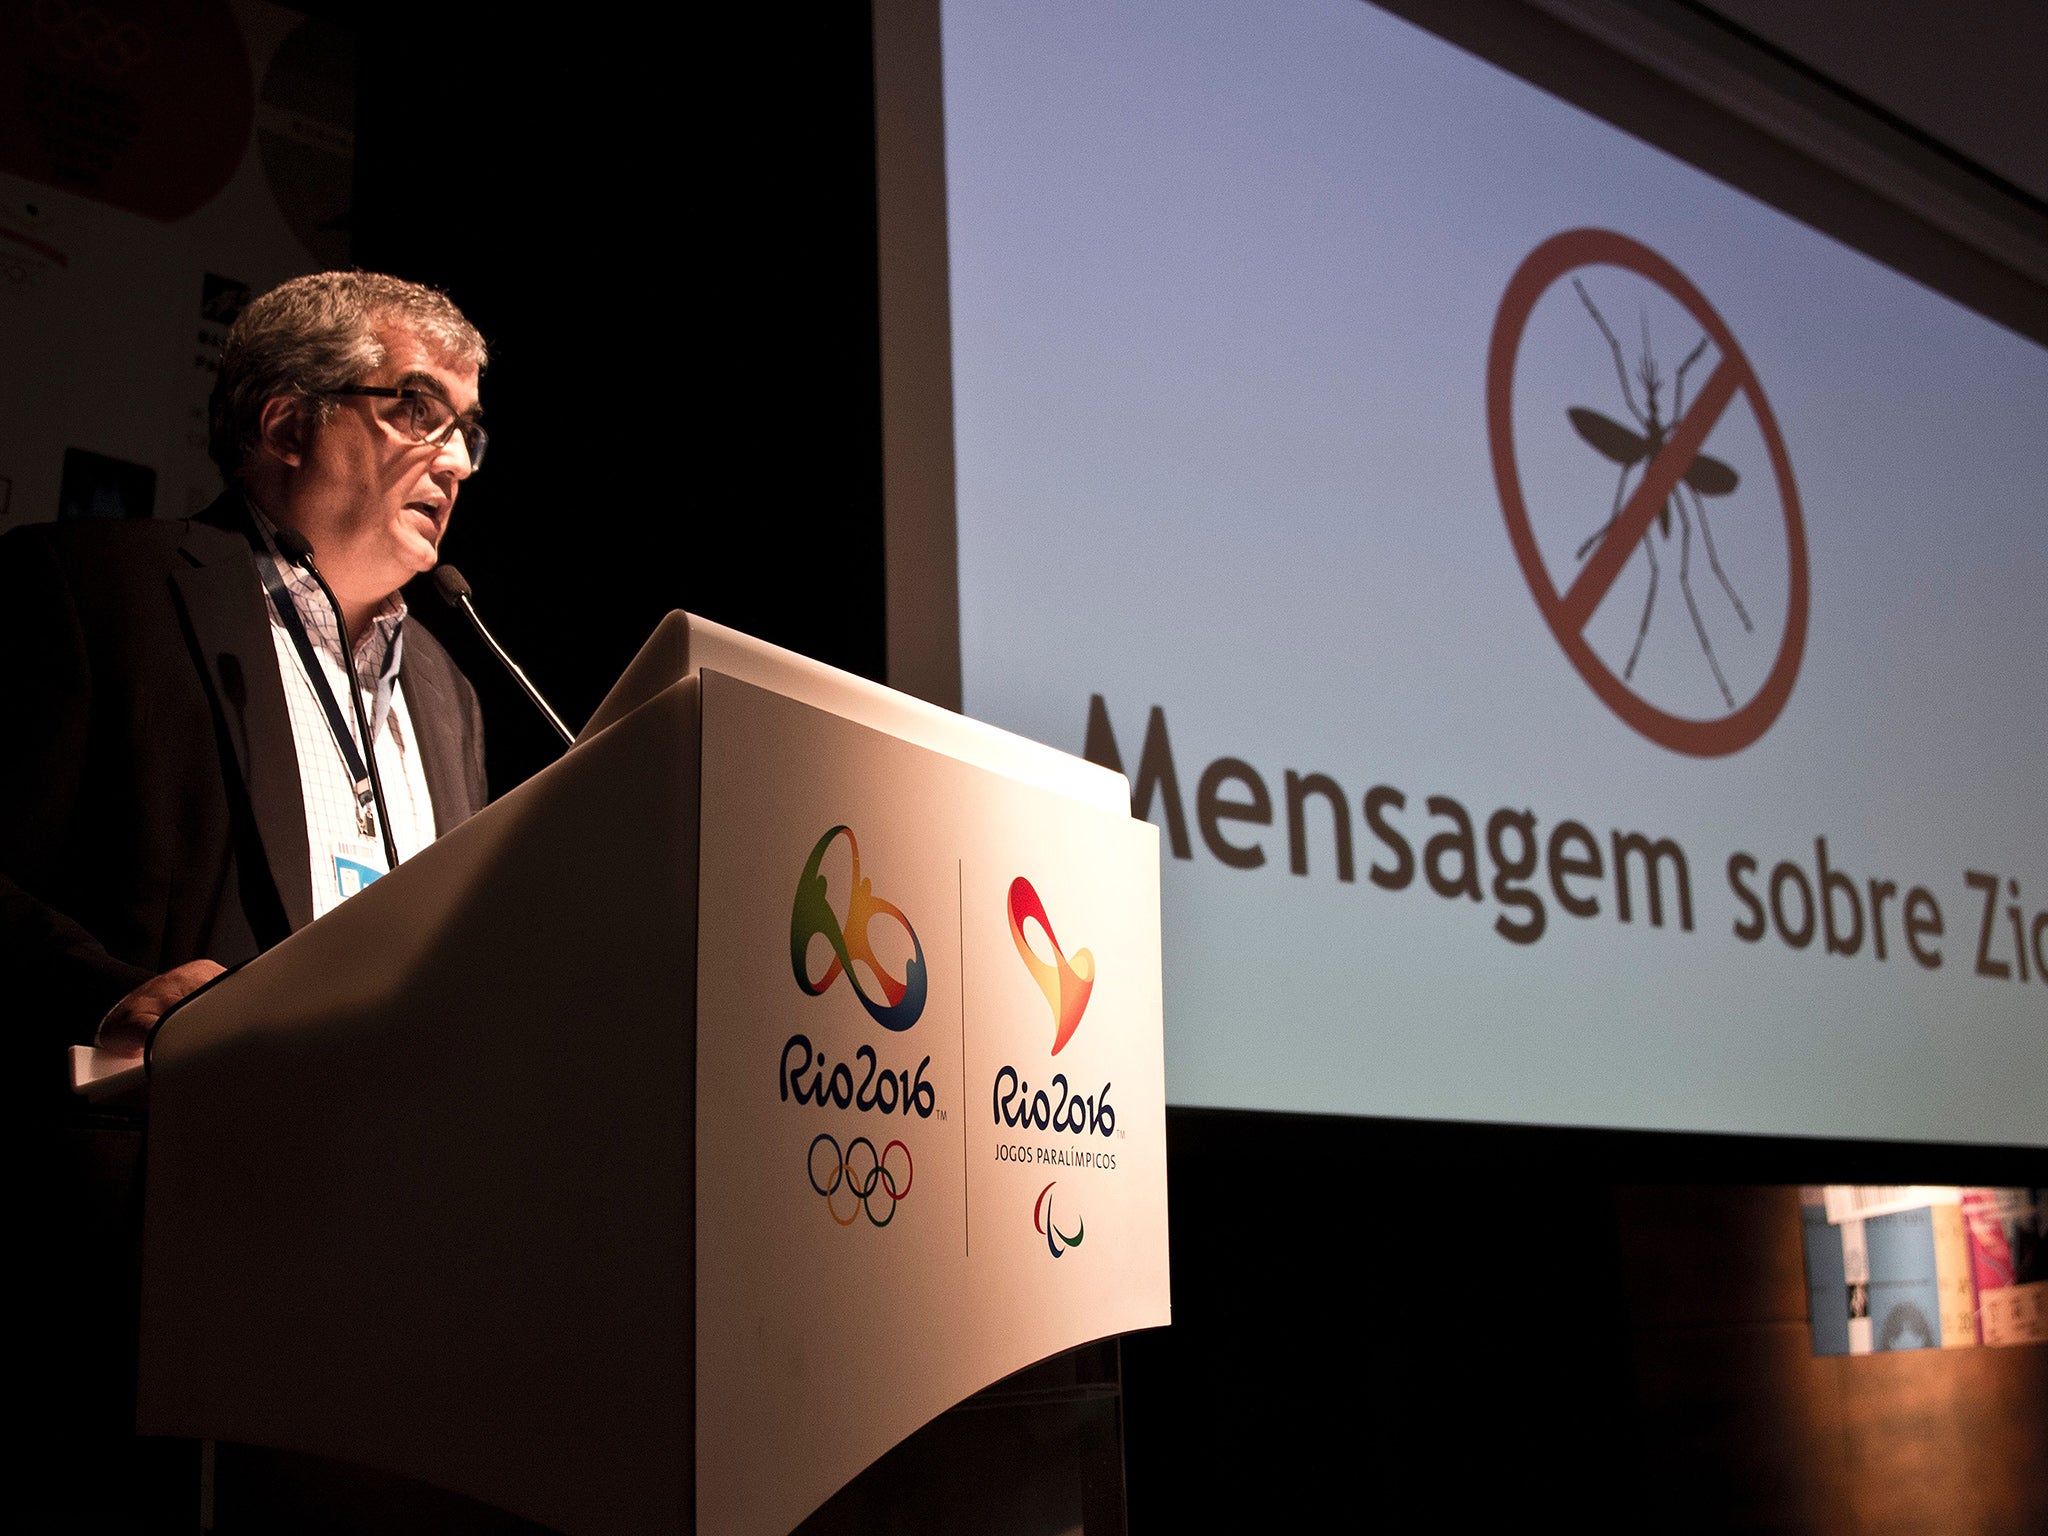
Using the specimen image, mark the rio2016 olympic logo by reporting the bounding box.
[1034,1180,1084,1259]
[1008,877,1094,1055]
[791,825,927,1031]
[809,1133,913,1227]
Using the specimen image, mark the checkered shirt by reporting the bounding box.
[246,503,441,920]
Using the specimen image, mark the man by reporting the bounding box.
[0,271,491,1103]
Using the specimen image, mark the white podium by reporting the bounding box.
[136,615,1170,1536]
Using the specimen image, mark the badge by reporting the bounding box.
[333,840,388,900]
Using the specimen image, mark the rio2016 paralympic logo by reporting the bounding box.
[791,825,927,1031]
[995,878,1113,1139]
[1008,876,1093,1054]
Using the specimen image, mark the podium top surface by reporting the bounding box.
[582,612,1130,816]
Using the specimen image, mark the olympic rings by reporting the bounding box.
[807,1133,913,1228]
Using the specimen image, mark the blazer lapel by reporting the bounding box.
[173,503,315,935]
[398,635,475,838]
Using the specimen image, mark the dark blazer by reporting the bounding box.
[1,494,486,1101]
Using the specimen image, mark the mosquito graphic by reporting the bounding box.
[1567,278,1753,708]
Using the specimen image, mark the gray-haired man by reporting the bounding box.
[1,271,493,1100]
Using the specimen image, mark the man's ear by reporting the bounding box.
[255,394,314,468]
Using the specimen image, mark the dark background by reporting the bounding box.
[345,2,2048,1529]
[352,4,888,799]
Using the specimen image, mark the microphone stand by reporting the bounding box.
[433,565,576,747]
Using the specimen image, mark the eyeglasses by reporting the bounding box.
[331,385,488,470]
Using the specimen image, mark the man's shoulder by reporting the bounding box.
[2,515,192,564]
[0,498,252,582]
[0,500,262,656]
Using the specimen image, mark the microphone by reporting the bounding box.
[272,528,405,874]
[432,565,575,747]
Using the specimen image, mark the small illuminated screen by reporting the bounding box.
[938,0,2048,1144]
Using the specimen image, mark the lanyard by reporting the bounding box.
[258,556,400,841]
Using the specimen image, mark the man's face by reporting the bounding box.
[276,323,481,612]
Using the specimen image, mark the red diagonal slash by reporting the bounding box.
[1486,228,1809,758]
[1557,358,1740,633]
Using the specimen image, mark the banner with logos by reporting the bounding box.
[694,672,1169,1536]
[0,0,354,530]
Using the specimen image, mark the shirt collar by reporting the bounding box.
[244,496,407,686]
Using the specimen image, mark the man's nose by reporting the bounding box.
[433,429,476,480]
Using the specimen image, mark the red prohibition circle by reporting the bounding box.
[1486,229,1808,757]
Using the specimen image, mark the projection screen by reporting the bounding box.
[879,0,2048,1146]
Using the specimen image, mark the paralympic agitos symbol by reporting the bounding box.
[1034,1181,1084,1259]
[1008,877,1094,1055]
[791,825,927,1031]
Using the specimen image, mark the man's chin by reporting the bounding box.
[402,531,444,576]
[369,553,437,603]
